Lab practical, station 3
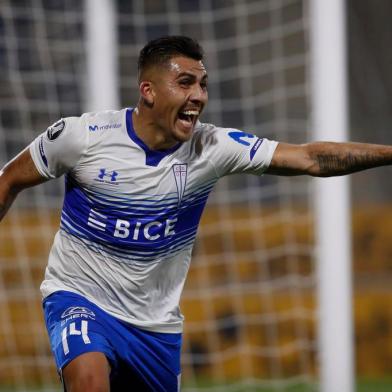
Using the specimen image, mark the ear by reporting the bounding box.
[139,81,155,106]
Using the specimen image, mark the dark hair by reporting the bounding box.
[138,35,204,79]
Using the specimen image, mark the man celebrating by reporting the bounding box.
[0,36,391,391]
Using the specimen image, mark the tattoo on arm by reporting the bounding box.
[311,143,392,176]
[316,152,379,175]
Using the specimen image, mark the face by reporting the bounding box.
[142,56,208,144]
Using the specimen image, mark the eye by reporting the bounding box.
[179,78,192,87]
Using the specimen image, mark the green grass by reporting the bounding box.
[357,378,392,392]
[0,379,392,391]
[182,379,392,391]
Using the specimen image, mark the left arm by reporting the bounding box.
[265,141,392,177]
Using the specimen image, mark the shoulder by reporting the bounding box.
[67,108,126,149]
[191,122,259,153]
[191,121,228,146]
[54,114,89,154]
[189,122,279,177]
[50,109,125,158]
[82,108,126,132]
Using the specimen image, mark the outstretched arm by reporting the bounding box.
[266,141,392,177]
[0,148,46,221]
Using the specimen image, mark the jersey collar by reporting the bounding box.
[126,108,183,167]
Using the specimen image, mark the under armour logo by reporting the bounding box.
[98,169,118,182]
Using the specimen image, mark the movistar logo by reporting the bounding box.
[89,123,121,132]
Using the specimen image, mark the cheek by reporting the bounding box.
[165,85,187,101]
[154,86,186,115]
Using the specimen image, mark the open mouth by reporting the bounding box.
[177,110,199,126]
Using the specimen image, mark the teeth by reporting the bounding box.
[182,110,199,116]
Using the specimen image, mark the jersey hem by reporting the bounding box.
[41,287,184,334]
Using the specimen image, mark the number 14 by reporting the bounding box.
[62,320,91,355]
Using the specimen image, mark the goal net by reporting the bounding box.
[0,0,316,390]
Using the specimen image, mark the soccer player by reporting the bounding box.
[0,35,392,391]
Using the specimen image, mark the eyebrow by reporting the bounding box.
[176,72,208,81]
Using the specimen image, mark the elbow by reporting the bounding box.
[300,144,324,177]
[307,166,348,178]
[309,168,333,178]
[303,160,327,177]
[305,160,344,177]
[306,165,337,177]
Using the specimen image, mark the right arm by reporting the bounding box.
[266,141,392,177]
[0,148,47,221]
[0,115,89,222]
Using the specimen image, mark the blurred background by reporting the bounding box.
[0,0,391,391]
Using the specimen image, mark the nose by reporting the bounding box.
[190,84,208,104]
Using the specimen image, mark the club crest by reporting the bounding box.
[172,164,188,206]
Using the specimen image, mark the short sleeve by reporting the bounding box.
[29,116,89,179]
[203,126,278,178]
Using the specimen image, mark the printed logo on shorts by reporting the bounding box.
[60,309,93,356]
[61,306,96,320]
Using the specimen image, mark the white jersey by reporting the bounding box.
[29,108,278,333]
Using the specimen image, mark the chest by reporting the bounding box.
[70,141,215,204]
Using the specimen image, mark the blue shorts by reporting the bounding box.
[43,291,182,391]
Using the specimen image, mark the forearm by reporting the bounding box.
[0,191,18,221]
[0,171,19,221]
[306,141,392,177]
[0,149,47,222]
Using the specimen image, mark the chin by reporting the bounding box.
[174,133,192,144]
[173,127,194,143]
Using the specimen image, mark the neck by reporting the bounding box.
[132,104,179,151]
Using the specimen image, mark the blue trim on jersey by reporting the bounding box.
[60,175,215,262]
[126,109,183,167]
[87,178,215,213]
[38,136,48,167]
[250,138,264,161]
[89,185,179,207]
[61,229,196,263]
